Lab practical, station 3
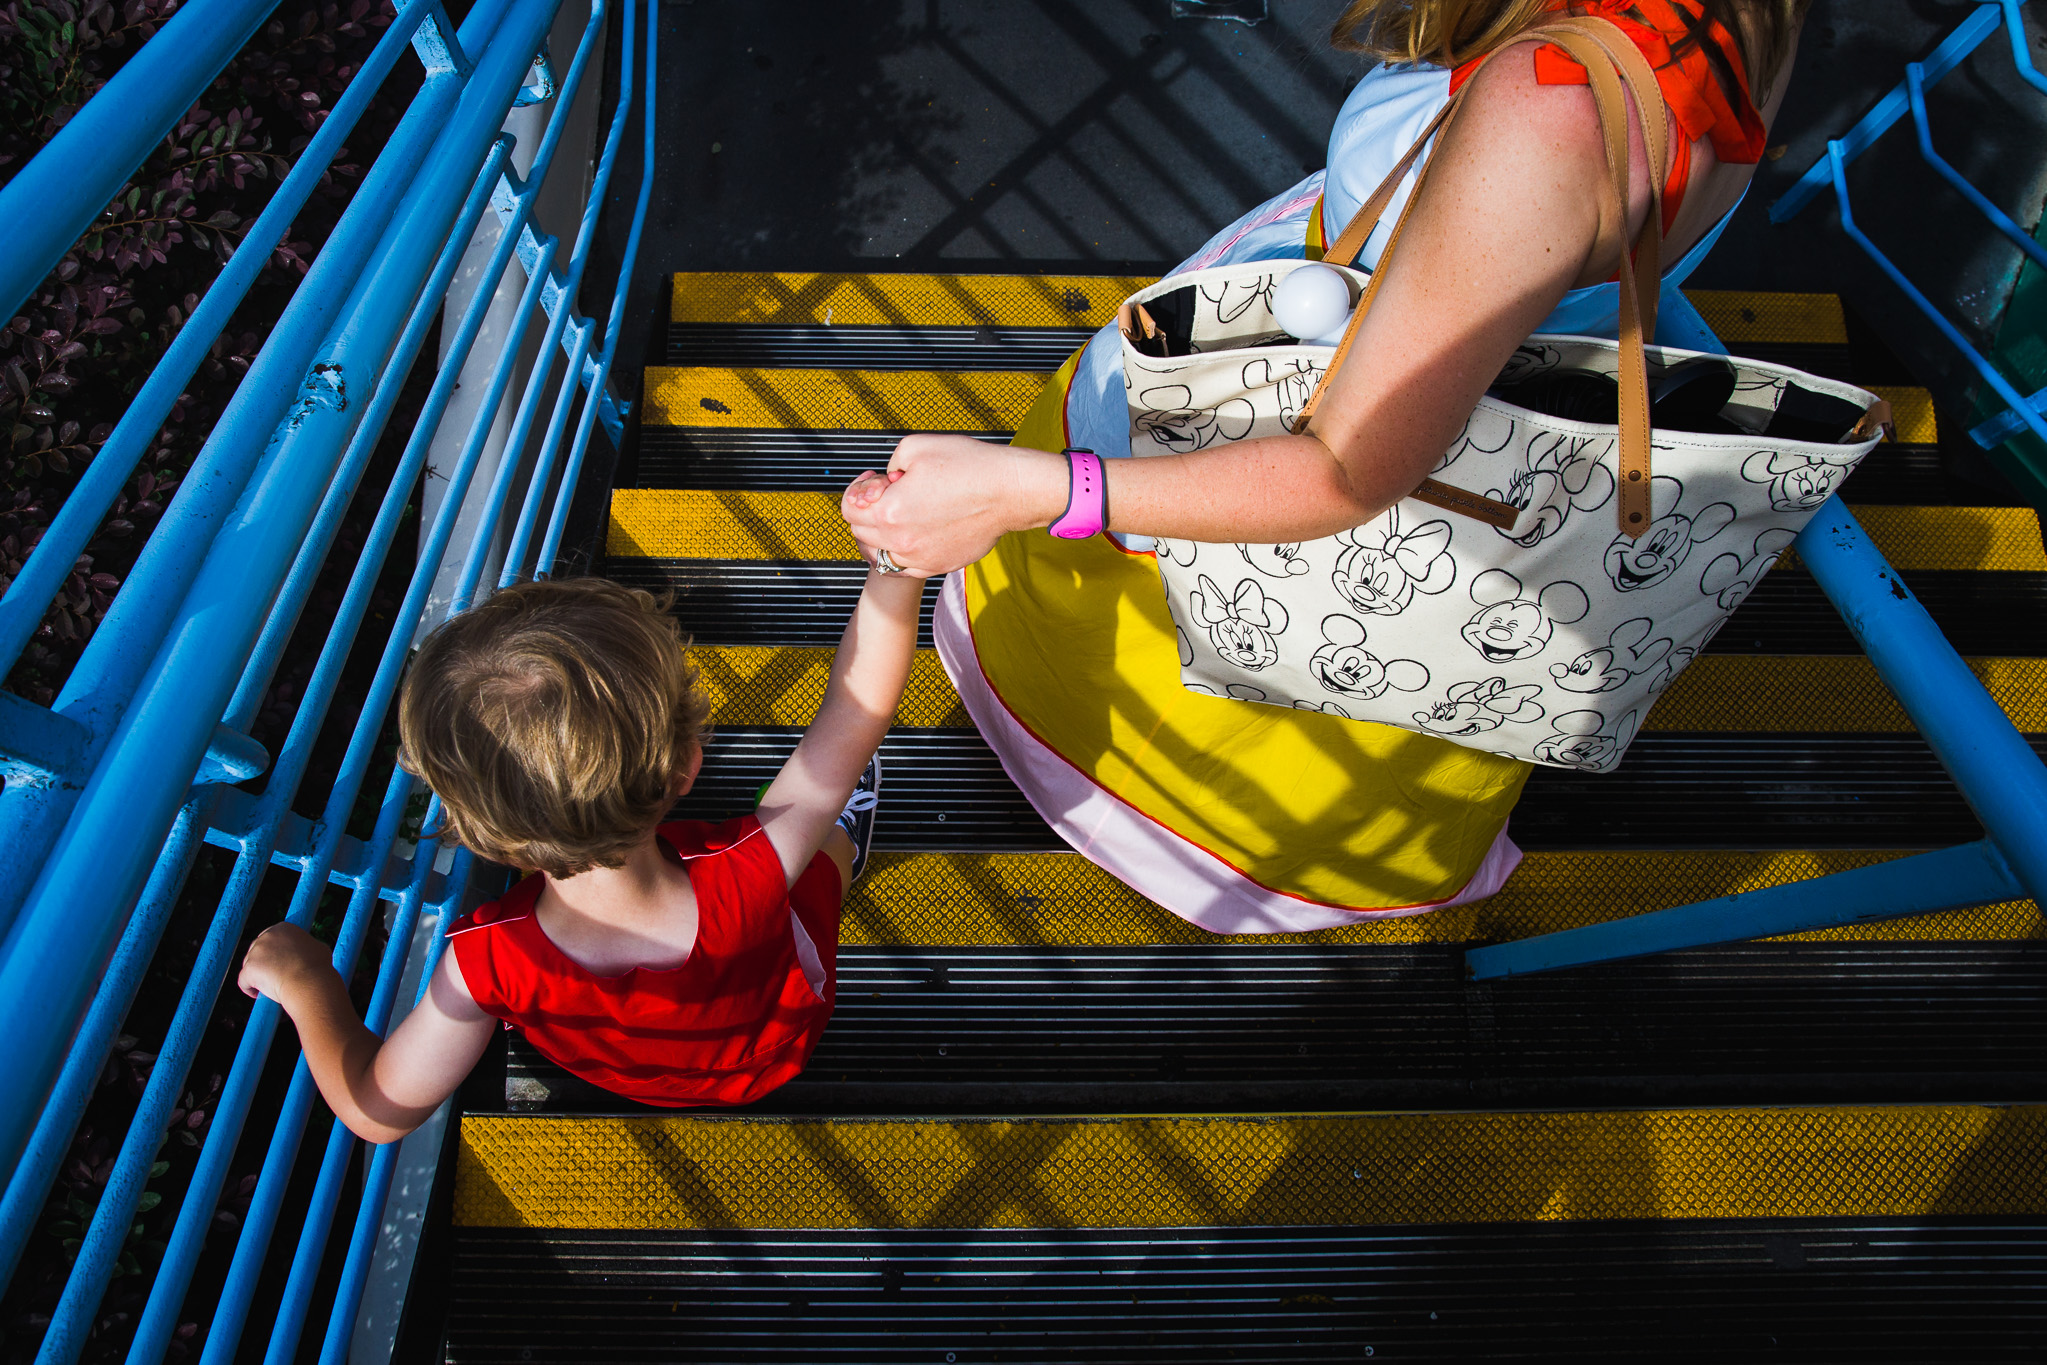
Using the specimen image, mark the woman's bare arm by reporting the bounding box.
[844,44,1663,571]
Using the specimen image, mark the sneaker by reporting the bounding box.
[835,755,881,884]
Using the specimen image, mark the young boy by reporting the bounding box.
[237,552,924,1141]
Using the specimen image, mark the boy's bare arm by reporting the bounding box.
[238,923,497,1144]
[755,565,925,887]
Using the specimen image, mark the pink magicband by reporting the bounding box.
[1048,448,1107,540]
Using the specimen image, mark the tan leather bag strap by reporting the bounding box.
[1321,99,1457,269]
[1288,15,1674,538]
[1541,16,1670,339]
[1541,23,1661,534]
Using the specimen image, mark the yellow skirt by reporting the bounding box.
[932,353,1533,934]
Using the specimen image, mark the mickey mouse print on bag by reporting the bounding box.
[1127,261,1885,771]
[1114,26,1888,773]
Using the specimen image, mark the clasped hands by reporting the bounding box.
[840,434,1069,577]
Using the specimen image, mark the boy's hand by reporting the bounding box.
[238,923,330,1002]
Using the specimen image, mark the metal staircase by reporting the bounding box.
[412,272,2047,1361]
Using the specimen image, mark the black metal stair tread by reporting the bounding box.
[490,941,2047,1115]
[610,560,2047,657]
[673,728,2037,852]
[444,1221,2047,1363]
[629,427,2003,506]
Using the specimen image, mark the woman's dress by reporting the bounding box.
[934,0,1768,934]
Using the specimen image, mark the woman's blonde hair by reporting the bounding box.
[398,577,713,879]
[1331,0,1811,101]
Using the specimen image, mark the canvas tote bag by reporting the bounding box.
[1116,17,1889,772]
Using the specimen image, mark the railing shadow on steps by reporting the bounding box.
[0,0,656,1354]
[1468,0,2047,979]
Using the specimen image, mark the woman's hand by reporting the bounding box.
[841,435,1068,576]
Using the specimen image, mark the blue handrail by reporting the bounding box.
[0,0,657,1352]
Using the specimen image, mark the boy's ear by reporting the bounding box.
[670,743,705,799]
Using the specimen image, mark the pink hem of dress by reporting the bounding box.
[933,569,1523,935]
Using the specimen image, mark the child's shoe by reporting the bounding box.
[836,755,881,883]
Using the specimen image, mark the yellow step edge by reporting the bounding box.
[666,276,1850,351]
[639,370,1934,446]
[610,491,2044,573]
[1869,385,1937,444]
[699,646,968,727]
[457,1105,2047,1231]
[669,272,1154,329]
[643,367,1044,432]
[845,850,2041,947]
[1682,290,1847,345]
[695,646,2047,735]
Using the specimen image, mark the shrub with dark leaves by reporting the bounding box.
[0,0,400,705]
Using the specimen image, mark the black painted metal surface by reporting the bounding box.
[492,941,2047,1115]
[668,727,2041,853]
[444,1221,2047,1363]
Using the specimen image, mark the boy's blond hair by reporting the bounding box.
[398,578,713,878]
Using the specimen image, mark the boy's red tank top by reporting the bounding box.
[446,816,839,1107]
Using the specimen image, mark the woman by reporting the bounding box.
[844,0,1809,933]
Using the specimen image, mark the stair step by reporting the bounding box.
[672,727,2045,851]
[612,559,2047,656]
[695,644,2047,733]
[456,1106,2047,1228]
[445,1216,2047,1363]
[828,849,2042,947]
[608,491,2045,572]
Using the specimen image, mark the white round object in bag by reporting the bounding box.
[1272,262,1354,347]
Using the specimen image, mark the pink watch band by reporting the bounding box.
[1048,448,1107,540]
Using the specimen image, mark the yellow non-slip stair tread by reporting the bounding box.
[845,850,2042,948]
[609,491,2045,573]
[1679,290,1848,346]
[642,367,1044,432]
[667,276,1848,350]
[1868,385,1937,445]
[455,1105,2047,1230]
[696,645,2047,734]
[670,271,1156,329]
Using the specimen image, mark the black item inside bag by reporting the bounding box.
[1489,357,1868,443]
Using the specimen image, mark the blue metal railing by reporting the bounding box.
[1468,0,2047,978]
[0,0,656,1352]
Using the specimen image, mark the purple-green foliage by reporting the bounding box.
[0,0,402,707]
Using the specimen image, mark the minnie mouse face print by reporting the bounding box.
[1201,274,1281,329]
[1603,476,1735,592]
[1239,543,1310,578]
[1532,708,1641,771]
[1331,508,1455,616]
[1132,382,1256,455]
[1412,677,1546,738]
[1191,575,1289,671]
[1242,356,1323,433]
[1741,449,1860,513]
[1310,615,1429,701]
[1436,407,1516,476]
[1491,431,1616,547]
[1461,569,1590,664]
